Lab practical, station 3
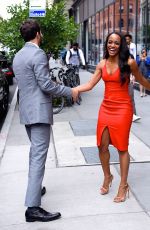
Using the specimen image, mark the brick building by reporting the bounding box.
[69,0,150,68]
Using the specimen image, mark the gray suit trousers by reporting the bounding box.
[25,123,51,207]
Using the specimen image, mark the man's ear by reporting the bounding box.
[37,31,43,39]
[36,32,40,38]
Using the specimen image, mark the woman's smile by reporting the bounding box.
[107,34,121,56]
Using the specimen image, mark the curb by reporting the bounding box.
[0,87,18,161]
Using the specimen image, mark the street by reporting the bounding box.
[0,0,150,228]
[0,69,150,229]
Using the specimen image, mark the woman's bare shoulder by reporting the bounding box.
[96,59,105,70]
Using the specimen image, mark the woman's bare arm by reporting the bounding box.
[76,60,104,93]
[129,58,150,90]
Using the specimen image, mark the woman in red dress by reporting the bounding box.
[76,32,150,202]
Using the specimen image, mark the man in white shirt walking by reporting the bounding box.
[124,34,141,122]
[66,42,85,68]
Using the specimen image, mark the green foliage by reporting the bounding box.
[53,0,63,3]
[0,0,79,58]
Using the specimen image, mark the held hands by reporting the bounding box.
[71,87,79,102]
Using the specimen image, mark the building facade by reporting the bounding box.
[71,0,150,67]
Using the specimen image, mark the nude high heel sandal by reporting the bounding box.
[113,183,129,203]
[100,174,114,195]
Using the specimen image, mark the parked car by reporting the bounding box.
[0,51,14,85]
[0,70,9,118]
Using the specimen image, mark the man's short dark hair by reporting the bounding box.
[72,42,79,47]
[20,19,41,42]
[124,34,132,39]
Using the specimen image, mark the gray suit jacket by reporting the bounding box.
[13,43,72,125]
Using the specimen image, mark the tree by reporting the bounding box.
[53,0,63,3]
[0,0,78,58]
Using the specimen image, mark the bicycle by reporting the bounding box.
[50,65,82,112]
[50,67,66,114]
[65,64,82,105]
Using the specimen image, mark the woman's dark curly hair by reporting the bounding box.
[103,32,131,85]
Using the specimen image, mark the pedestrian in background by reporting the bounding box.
[124,34,141,122]
[65,42,86,70]
[13,19,78,222]
[137,48,150,97]
[75,32,150,203]
[60,47,67,65]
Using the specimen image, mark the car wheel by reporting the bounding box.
[7,77,13,85]
[1,84,9,116]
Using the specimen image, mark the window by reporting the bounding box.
[99,10,104,60]
[95,13,100,64]
[91,16,96,65]
[109,4,114,33]
[129,4,133,13]
[109,21,112,28]
[119,18,124,27]
[119,5,124,13]
[104,7,109,39]
[128,18,134,27]
[88,17,92,64]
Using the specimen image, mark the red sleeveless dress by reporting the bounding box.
[97,63,133,151]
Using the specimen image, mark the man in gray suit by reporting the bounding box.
[13,19,78,222]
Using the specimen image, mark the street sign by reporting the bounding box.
[29,10,46,17]
[29,0,46,17]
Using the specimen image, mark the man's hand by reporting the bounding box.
[71,87,79,102]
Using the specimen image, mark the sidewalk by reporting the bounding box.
[0,70,150,229]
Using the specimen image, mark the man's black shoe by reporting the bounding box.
[25,207,61,222]
[41,186,46,196]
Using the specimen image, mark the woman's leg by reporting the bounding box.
[139,84,143,97]
[114,150,130,201]
[143,87,146,96]
[98,128,113,192]
[118,150,130,186]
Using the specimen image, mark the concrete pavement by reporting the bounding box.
[0,70,150,229]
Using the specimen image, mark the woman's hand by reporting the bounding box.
[129,58,150,90]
